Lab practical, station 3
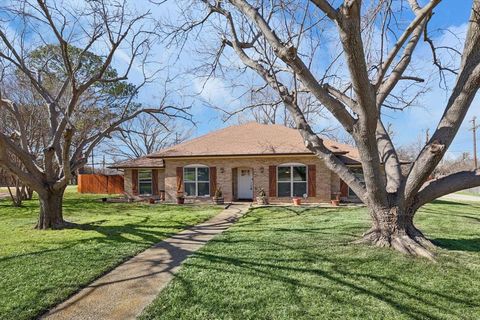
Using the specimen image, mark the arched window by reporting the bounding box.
[277,163,307,197]
[184,165,210,197]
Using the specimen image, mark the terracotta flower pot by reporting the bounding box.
[293,198,301,206]
[149,198,155,204]
[331,199,340,206]
[176,197,185,204]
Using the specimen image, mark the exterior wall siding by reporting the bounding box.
[124,169,132,197]
[158,156,334,203]
[122,158,340,203]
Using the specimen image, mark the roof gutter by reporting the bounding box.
[147,151,349,159]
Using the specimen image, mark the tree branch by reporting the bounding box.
[414,170,480,209]
[310,0,338,20]
[405,0,480,200]
[374,0,440,87]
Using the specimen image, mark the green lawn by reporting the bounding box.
[0,187,221,320]
[141,200,480,320]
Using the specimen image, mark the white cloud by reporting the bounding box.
[192,76,241,109]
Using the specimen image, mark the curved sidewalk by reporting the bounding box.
[41,204,250,320]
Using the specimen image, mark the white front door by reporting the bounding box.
[237,168,253,199]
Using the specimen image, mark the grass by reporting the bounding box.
[0,186,221,320]
[141,200,480,320]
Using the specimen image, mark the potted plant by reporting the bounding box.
[149,198,155,204]
[293,197,301,206]
[176,192,185,205]
[331,192,341,206]
[256,188,268,205]
[212,188,224,205]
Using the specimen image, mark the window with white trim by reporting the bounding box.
[277,164,307,197]
[184,166,210,197]
[138,170,153,195]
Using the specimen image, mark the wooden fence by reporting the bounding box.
[77,174,124,194]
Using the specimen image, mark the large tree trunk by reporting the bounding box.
[36,186,68,230]
[358,205,436,260]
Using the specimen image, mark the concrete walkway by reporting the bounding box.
[41,204,250,320]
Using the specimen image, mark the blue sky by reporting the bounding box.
[2,0,477,162]
[131,0,476,160]
[386,1,477,158]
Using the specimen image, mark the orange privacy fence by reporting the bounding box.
[77,174,124,194]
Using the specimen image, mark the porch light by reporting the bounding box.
[220,167,225,174]
[259,167,264,173]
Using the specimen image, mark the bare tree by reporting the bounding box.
[0,80,43,206]
[0,0,187,229]
[164,0,480,259]
[435,152,475,177]
[104,113,191,161]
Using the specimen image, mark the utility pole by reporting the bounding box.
[470,116,479,169]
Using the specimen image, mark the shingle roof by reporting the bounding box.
[110,156,165,169]
[153,122,358,157]
[110,122,360,168]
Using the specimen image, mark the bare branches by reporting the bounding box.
[189,0,367,200]
[310,0,338,20]
[423,23,460,89]
[228,0,356,132]
[158,0,480,255]
[0,0,173,204]
[405,0,480,200]
[376,18,426,108]
[374,0,440,88]
[104,114,191,160]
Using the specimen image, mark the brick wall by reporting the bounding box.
[124,169,132,196]
[122,156,342,203]
[158,156,337,203]
[123,168,165,198]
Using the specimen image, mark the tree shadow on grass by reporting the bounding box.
[64,219,189,245]
[248,205,343,216]
[177,249,473,320]
[433,238,480,252]
[0,218,196,264]
[429,199,472,206]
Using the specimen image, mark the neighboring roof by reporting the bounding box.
[110,122,360,168]
[109,156,165,169]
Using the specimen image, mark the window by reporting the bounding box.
[277,164,307,197]
[138,170,152,195]
[184,166,210,197]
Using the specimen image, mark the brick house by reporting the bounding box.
[111,122,362,203]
